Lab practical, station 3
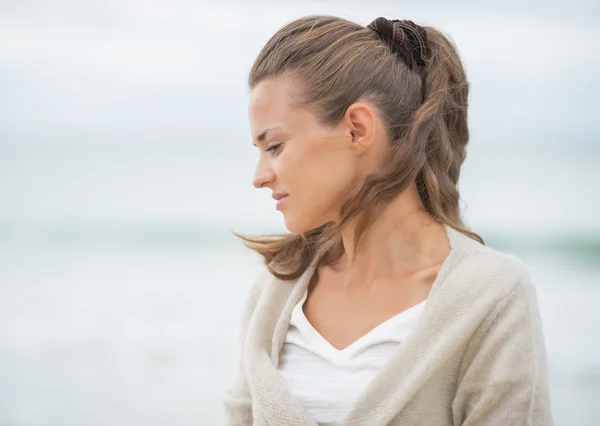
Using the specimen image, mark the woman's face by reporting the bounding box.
[248,77,365,234]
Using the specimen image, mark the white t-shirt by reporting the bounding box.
[277,288,426,426]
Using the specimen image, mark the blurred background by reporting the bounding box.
[0,0,598,425]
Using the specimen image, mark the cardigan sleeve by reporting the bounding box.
[222,268,268,426]
[452,274,554,426]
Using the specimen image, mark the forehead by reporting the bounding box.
[248,78,300,132]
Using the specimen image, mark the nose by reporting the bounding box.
[252,159,276,189]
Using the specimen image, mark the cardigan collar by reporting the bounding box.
[246,223,483,425]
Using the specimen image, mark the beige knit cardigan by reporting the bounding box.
[223,225,553,425]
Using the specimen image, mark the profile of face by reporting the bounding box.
[249,77,384,234]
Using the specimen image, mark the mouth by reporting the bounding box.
[275,195,288,210]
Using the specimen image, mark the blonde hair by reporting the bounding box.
[236,15,483,280]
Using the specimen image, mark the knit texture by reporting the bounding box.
[223,225,553,425]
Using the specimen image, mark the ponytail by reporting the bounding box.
[414,26,484,243]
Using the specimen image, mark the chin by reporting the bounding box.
[283,217,309,234]
[283,213,329,235]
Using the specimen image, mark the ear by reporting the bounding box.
[343,102,377,155]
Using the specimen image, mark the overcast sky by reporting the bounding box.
[0,1,598,236]
[0,0,598,148]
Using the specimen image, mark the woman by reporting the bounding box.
[223,15,553,426]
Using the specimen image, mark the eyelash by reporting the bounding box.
[266,143,283,155]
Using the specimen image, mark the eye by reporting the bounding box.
[266,143,283,155]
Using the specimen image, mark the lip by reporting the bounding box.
[273,194,289,210]
[271,192,288,201]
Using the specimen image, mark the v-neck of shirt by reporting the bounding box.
[289,288,427,362]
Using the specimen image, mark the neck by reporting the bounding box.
[335,184,449,287]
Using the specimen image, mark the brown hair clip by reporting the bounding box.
[367,17,431,70]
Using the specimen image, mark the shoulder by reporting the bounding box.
[242,263,301,312]
[433,235,546,357]
[245,265,276,309]
[461,245,531,287]
[443,228,537,309]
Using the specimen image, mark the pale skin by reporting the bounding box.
[249,76,451,351]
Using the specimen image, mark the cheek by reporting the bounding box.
[279,145,359,232]
[293,151,357,212]
[319,163,358,205]
[285,147,336,186]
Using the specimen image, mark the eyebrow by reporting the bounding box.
[252,127,281,147]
